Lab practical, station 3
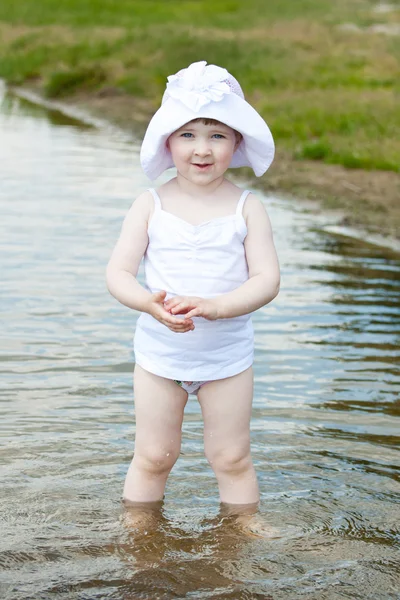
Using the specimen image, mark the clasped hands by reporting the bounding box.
[147,290,219,333]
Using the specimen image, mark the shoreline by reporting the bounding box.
[6,82,400,253]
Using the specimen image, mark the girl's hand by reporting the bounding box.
[147,291,195,333]
[164,296,219,321]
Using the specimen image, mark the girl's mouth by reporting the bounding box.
[193,163,212,170]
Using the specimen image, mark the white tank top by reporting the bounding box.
[134,188,254,381]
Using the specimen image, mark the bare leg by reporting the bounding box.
[123,364,188,503]
[198,367,259,505]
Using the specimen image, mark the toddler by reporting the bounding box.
[106,61,280,509]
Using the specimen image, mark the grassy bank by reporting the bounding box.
[1,0,399,235]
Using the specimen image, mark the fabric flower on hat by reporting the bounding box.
[165,60,231,112]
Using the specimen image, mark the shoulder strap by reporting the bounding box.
[236,190,251,217]
[148,188,162,210]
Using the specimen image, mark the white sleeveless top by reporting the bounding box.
[134,188,254,381]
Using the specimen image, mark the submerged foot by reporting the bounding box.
[234,513,283,539]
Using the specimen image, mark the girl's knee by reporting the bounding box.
[205,446,252,476]
[134,447,179,476]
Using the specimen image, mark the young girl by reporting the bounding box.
[106,61,280,509]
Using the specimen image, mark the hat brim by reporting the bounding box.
[140,94,274,180]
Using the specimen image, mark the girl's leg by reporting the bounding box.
[197,367,259,505]
[123,364,188,503]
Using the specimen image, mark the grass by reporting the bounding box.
[0,0,399,174]
[44,66,106,98]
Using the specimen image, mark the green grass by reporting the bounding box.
[0,0,399,172]
[44,66,106,97]
[0,0,375,28]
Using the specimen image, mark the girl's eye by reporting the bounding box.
[181,132,193,138]
[212,134,225,139]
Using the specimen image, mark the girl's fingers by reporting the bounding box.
[172,301,201,315]
[164,297,183,309]
[169,301,187,312]
[158,306,192,325]
[168,324,189,331]
[171,303,189,315]
[154,304,194,330]
[167,316,193,326]
[185,307,202,319]
[163,317,193,329]
[165,297,199,314]
[168,324,195,333]
[175,323,194,331]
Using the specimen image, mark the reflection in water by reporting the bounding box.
[1,92,95,129]
[0,85,399,599]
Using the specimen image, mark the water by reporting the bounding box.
[1,86,399,600]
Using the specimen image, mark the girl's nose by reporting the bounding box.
[194,139,211,156]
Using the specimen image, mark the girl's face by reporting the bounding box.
[167,120,240,186]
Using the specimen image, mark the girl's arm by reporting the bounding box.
[106,192,194,333]
[164,194,280,320]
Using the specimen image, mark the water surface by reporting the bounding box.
[0,86,399,600]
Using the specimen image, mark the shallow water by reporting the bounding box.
[0,86,399,600]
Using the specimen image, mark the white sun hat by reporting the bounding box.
[140,61,275,180]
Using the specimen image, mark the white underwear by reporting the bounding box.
[173,379,211,395]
